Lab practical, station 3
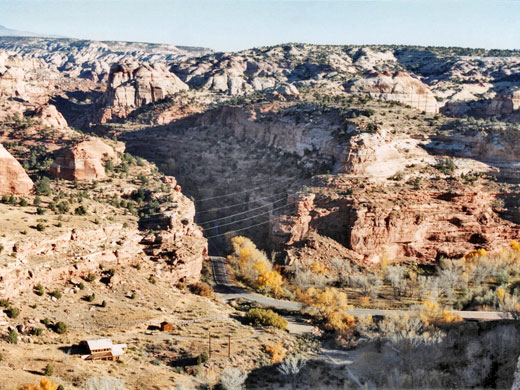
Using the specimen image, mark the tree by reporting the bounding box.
[277,356,306,390]
[220,367,247,390]
[35,177,52,196]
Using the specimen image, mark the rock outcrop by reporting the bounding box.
[35,104,67,128]
[100,61,189,122]
[0,143,34,195]
[271,181,520,264]
[50,138,123,181]
[345,71,439,113]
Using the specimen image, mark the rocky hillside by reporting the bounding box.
[0,37,211,81]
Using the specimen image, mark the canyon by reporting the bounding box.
[0,36,519,389]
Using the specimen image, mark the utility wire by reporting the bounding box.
[196,190,291,215]
[203,201,296,231]
[193,177,297,203]
[204,219,276,239]
[198,196,288,226]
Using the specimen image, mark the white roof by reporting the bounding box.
[112,343,127,356]
[85,338,113,351]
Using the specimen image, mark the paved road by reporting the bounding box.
[210,257,505,321]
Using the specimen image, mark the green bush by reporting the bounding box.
[5,307,20,319]
[36,223,46,232]
[50,289,62,300]
[19,198,28,207]
[34,284,45,296]
[31,327,43,336]
[244,308,288,330]
[44,363,54,376]
[54,321,67,334]
[6,329,17,344]
[85,293,95,302]
[35,177,52,196]
[197,352,209,365]
[33,196,41,206]
[85,273,96,282]
[74,205,87,215]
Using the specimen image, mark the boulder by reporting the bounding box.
[50,138,123,181]
[0,144,34,195]
[345,71,439,113]
[35,104,67,128]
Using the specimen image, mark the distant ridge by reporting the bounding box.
[0,24,65,38]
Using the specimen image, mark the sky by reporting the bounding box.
[0,0,519,52]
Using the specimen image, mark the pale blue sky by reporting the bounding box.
[0,0,519,52]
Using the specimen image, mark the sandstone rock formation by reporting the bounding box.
[0,143,34,195]
[345,71,439,113]
[50,138,123,181]
[271,181,520,264]
[35,104,67,128]
[100,61,189,122]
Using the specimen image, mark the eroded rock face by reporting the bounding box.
[100,61,189,122]
[35,104,67,128]
[345,71,439,113]
[50,138,123,181]
[271,183,520,264]
[0,143,34,195]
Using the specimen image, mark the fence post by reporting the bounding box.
[209,332,212,358]
[228,334,231,360]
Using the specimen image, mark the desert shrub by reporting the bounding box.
[244,308,288,330]
[56,201,69,214]
[20,379,58,390]
[85,273,96,282]
[101,300,107,308]
[385,265,407,297]
[34,284,45,296]
[349,273,383,298]
[33,196,41,206]
[31,327,43,336]
[5,307,20,318]
[188,282,214,298]
[49,289,62,300]
[74,205,87,215]
[36,223,46,232]
[435,158,457,175]
[78,282,85,290]
[197,352,209,365]
[44,364,54,376]
[6,329,18,344]
[220,367,247,390]
[54,321,67,334]
[265,342,286,363]
[85,293,95,302]
[148,275,156,284]
[19,198,28,206]
[35,177,52,196]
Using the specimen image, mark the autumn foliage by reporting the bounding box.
[20,379,57,390]
[228,236,284,297]
[265,342,287,363]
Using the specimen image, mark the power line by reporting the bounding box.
[196,190,291,215]
[203,201,296,231]
[198,196,288,226]
[204,219,275,239]
[193,177,297,203]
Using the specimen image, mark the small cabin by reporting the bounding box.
[80,338,127,361]
[160,321,173,332]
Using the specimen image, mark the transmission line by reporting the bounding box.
[203,201,296,231]
[198,196,288,226]
[196,190,291,214]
